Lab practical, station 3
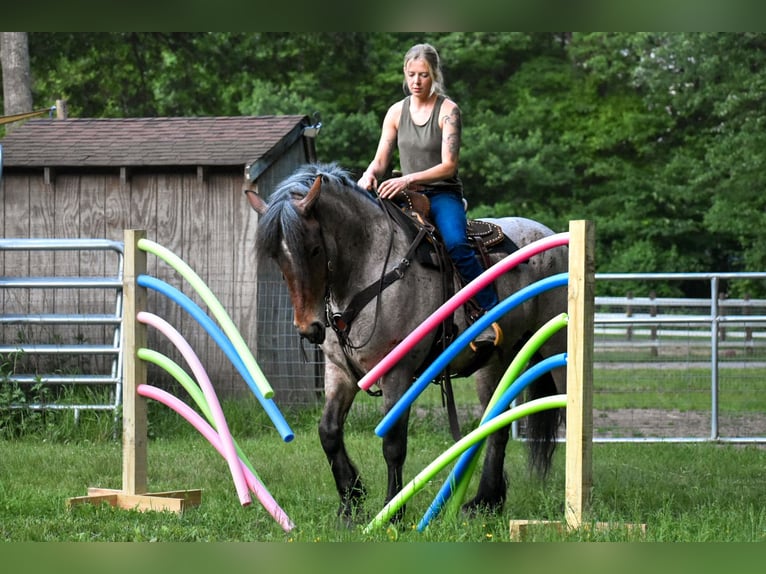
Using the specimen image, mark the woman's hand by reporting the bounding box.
[377,175,411,199]
[357,171,378,192]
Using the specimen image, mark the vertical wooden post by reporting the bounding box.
[55,99,68,119]
[122,229,148,495]
[565,220,595,529]
[69,229,201,513]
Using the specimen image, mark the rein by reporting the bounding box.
[325,198,429,396]
[324,198,463,440]
[327,204,428,343]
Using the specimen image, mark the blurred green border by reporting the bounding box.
[1,542,763,574]
[2,1,763,32]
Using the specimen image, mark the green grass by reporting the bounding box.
[594,367,766,412]
[1,391,765,542]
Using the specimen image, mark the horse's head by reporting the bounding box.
[248,174,330,344]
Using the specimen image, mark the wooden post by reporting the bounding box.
[564,220,594,529]
[510,220,646,540]
[122,229,148,495]
[68,229,201,513]
[55,99,68,119]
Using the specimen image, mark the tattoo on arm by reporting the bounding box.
[443,107,462,159]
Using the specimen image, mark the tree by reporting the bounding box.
[1,32,33,132]
[616,33,766,277]
[11,32,766,292]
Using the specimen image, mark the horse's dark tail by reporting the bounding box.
[525,355,563,478]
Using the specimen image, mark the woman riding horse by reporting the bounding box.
[247,162,569,524]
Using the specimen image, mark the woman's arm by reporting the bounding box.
[358,101,401,192]
[439,99,461,177]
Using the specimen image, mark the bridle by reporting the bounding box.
[326,196,396,352]
[323,197,430,388]
[302,189,463,437]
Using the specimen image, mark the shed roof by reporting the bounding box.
[0,115,311,169]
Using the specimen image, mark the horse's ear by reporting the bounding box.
[295,175,322,215]
[244,187,268,215]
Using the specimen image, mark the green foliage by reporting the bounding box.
[10,32,766,293]
[0,350,118,441]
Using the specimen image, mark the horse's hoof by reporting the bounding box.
[336,500,371,528]
[388,504,406,524]
[336,512,368,529]
[461,496,505,517]
[336,514,355,529]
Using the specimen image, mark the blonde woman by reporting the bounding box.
[358,43,501,349]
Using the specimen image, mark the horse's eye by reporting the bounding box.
[310,245,322,258]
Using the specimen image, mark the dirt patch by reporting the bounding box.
[592,408,766,440]
[415,404,766,442]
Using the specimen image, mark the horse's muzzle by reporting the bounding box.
[299,321,326,345]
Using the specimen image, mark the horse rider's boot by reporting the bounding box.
[448,319,503,376]
[469,321,503,353]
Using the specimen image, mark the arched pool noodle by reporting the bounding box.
[374,272,568,438]
[137,311,251,507]
[137,274,293,442]
[421,313,568,527]
[137,383,295,533]
[137,347,263,483]
[440,313,568,518]
[137,237,274,400]
[358,232,570,392]
[484,313,568,416]
[363,394,568,532]
[419,352,568,531]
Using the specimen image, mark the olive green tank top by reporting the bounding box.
[398,95,462,194]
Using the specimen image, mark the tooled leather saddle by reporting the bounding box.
[391,189,516,284]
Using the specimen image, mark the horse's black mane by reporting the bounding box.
[255,162,379,262]
[273,162,361,199]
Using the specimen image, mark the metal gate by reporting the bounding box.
[0,238,124,420]
[593,272,766,443]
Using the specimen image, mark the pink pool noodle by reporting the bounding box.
[137,383,295,532]
[137,311,251,507]
[358,232,570,391]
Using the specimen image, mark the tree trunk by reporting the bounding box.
[1,32,33,132]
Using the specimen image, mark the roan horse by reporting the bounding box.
[247,162,568,523]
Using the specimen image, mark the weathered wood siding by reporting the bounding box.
[1,145,323,404]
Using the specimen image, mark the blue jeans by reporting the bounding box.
[427,191,499,312]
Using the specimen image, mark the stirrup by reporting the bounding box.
[469,321,503,353]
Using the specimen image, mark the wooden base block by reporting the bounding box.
[509,519,647,541]
[68,487,202,514]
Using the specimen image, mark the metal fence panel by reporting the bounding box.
[593,272,766,443]
[0,238,124,419]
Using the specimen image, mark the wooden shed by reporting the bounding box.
[0,115,324,407]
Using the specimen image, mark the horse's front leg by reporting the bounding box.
[381,381,411,523]
[318,362,365,523]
